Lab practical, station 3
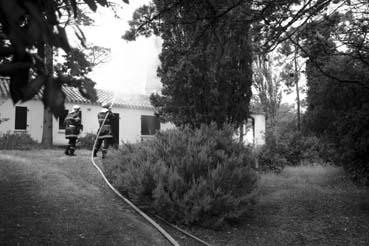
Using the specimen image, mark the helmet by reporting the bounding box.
[102,102,112,109]
[73,105,80,111]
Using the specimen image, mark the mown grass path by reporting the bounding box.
[0,150,170,246]
[189,166,369,246]
[1,150,369,246]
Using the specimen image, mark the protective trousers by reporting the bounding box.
[65,137,77,156]
[93,138,111,158]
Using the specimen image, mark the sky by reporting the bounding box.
[77,0,162,95]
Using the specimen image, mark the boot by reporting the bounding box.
[69,149,75,156]
[65,147,70,156]
[93,150,97,157]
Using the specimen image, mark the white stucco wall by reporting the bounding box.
[0,98,44,142]
[53,103,101,145]
[53,103,175,145]
[252,113,266,146]
[243,113,266,146]
[1,97,263,147]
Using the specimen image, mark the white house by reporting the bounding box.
[0,77,265,146]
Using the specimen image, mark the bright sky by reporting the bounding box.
[79,0,162,95]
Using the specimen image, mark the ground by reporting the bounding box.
[1,150,369,246]
[0,150,170,246]
[188,165,369,246]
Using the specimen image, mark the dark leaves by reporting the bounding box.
[0,0,122,116]
[42,78,66,118]
[84,0,98,12]
[79,78,97,102]
[8,53,32,103]
[21,75,46,101]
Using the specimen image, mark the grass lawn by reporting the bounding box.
[187,165,369,246]
[0,149,171,246]
[1,149,368,246]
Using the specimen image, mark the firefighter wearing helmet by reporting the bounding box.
[64,105,83,156]
[93,102,115,158]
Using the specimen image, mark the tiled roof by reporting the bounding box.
[0,77,10,98]
[0,77,264,114]
[0,77,153,110]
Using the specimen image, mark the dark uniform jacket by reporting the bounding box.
[64,111,82,139]
[97,110,115,139]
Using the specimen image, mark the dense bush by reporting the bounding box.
[257,128,323,173]
[256,132,288,173]
[77,133,97,150]
[103,124,258,228]
[334,109,369,185]
[305,56,369,185]
[0,132,40,150]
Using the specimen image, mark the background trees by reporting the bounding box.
[126,1,254,129]
[0,0,120,145]
[300,5,369,184]
[253,53,283,133]
[124,0,336,129]
[0,0,127,117]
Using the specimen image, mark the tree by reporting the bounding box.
[126,1,254,129]
[305,55,369,184]
[278,40,306,131]
[124,0,348,129]
[303,12,369,184]
[0,0,119,146]
[0,0,128,117]
[253,53,283,132]
[85,45,111,66]
[285,1,369,90]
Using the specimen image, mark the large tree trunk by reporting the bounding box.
[41,44,53,147]
[42,107,53,146]
[294,50,301,131]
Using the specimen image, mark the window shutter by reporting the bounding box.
[141,115,160,135]
[15,106,27,130]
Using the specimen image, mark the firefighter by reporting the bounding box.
[93,102,115,159]
[64,105,83,156]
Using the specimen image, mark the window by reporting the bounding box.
[15,106,27,130]
[141,115,160,135]
[59,109,69,130]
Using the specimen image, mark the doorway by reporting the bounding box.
[111,113,119,148]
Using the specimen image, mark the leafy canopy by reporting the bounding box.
[0,0,128,116]
[124,0,349,128]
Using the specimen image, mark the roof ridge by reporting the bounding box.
[0,77,154,110]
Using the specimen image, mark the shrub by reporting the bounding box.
[0,132,40,150]
[78,133,97,150]
[304,56,369,185]
[256,132,289,173]
[282,132,322,166]
[257,129,323,173]
[337,109,369,185]
[104,124,258,228]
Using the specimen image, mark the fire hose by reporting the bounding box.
[89,99,212,246]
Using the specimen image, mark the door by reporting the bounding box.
[15,106,27,130]
[111,113,119,148]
